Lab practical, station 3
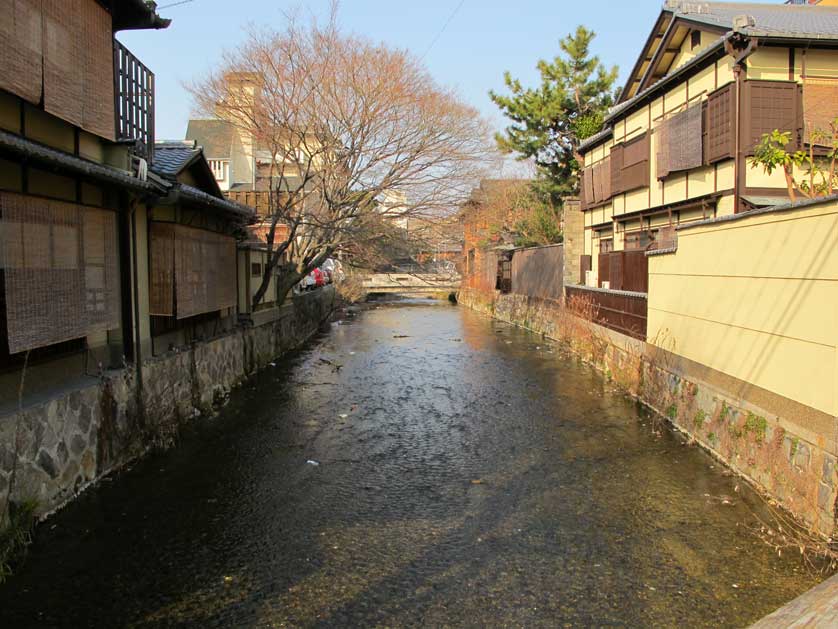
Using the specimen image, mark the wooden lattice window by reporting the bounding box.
[704,83,736,164]
[741,80,802,155]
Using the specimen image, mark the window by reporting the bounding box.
[209,160,227,181]
[704,83,736,163]
[741,80,802,155]
[251,262,262,277]
[624,229,657,251]
[611,132,650,194]
[599,238,614,253]
[657,102,703,179]
[691,30,701,51]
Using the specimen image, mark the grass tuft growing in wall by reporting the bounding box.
[0,499,38,584]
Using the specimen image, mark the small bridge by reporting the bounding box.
[362,271,461,294]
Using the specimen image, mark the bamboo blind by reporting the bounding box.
[174,225,237,320]
[43,0,84,127]
[0,192,119,354]
[0,0,43,105]
[80,0,115,140]
[149,222,175,316]
[803,77,838,145]
[657,102,703,179]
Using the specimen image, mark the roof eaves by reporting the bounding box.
[176,184,256,222]
[578,127,614,155]
[0,129,162,195]
[605,37,727,124]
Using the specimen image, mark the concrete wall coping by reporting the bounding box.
[677,193,838,233]
[566,284,648,299]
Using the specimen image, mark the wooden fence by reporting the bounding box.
[565,285,648,340]
[511,244,563,300]
[597,250,648,293]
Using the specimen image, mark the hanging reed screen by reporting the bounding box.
[657,102,703,180]
[0,0,43,105]
[0,192,120,354]
[803,77,838,145]
[174,225,237,320]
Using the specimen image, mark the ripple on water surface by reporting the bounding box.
[0,299,822,628]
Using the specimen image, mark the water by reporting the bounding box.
[0,300,820,627]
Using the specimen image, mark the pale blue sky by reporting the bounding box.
[118,0,759,142]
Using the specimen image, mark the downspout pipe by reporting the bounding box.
[725,32,759,214]
[129,199,145,421]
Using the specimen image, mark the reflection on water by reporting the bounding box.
[0,300,820,627]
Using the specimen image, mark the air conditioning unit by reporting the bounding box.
[585,270,597,288]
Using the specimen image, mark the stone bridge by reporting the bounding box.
[362,272,461,294]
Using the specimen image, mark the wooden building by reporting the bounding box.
[577,1,838,294]
[0,1,253,405]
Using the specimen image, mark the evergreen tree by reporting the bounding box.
[490,26,619,198]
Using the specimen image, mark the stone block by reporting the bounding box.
[56,440,69,466]
[70,434,87,458]
[823,455,836,488]
[794,442,811,470]
[37,449,58,479]
[818,482,835,513]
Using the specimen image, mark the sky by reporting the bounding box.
[119,0,760,144]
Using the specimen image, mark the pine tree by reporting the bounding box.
[490,26,619,198]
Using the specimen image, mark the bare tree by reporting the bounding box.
[187,6,493,306]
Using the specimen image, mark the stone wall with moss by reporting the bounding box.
[0,288,336,519]
[458,287,838,537]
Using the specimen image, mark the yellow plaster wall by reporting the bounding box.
[0,158,22,191]
[648,201,838,415]
[0,91,20,133]
[27,169,76,200]
[802,49,838,79]
[24,105,74,153]
[78,132,104,164]
[748,47,791,81]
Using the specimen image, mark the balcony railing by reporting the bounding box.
[114,40,155,164]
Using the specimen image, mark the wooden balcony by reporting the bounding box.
[114,40,155,163]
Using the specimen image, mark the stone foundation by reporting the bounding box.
[0,288,336,518]
[459,287,838,536]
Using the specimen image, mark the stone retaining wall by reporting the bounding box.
[0,287,336,518]
[459,287,838,536]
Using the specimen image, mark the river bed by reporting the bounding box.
[0,299,821,627]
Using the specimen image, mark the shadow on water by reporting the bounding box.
[0,299,822,628]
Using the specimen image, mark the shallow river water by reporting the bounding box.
[0,299,821,627]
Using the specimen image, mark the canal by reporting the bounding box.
[0,299,820,627]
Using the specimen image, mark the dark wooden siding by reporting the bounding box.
[565,285,648,340]
[610,143,624,194]
[598,250,648,293]
[618,132,650,193]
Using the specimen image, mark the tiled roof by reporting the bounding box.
[177,184,256,221]
[0,129,160,194]
[185,119,234,159]
[151,142,200,179]
[669,1,838,39]
[578,127,614,154]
